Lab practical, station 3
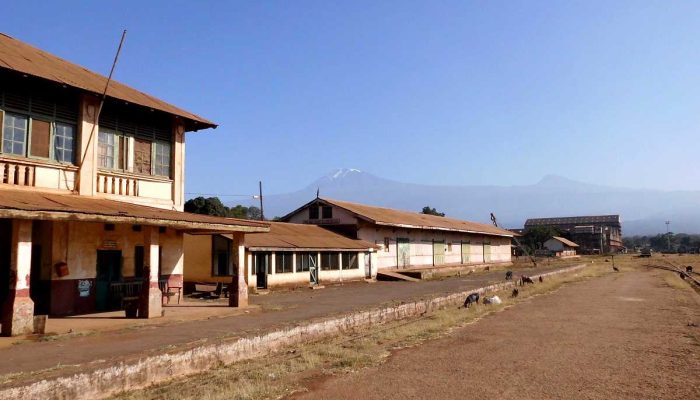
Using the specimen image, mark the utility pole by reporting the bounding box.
[258,181,264,221]
[665,221,671,251]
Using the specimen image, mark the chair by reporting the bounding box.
[159,279,181,304]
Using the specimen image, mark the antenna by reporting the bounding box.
[75,30,127,191]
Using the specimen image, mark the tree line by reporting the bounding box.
[623,233,700,253]
[184,197,263,220]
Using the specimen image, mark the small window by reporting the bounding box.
[30,119,51,158]
[341,252,359,269]
[321,252,339,270]
[54,123,76,163]
[321,206,333,219]
[309,206,319,220]
[384,237,390,252]
[276,253,293,273]
[98,129,116,169]
[153,141,171,177]
[2,113,28,155]
[297,252,313,272]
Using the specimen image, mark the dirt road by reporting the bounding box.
[291,268,700,400]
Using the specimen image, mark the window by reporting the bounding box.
[276,253,293,273]
[322,206,333,219]
[134,246,145,279]
[54,123,76,163]
[2,113,28,155]
[309,206,319,220]
[321,252,339,270]
[153,141,171,177]
[341,252,359,269]
[297,252,315,272]
[29,119,51,158]
[98,129,116,169]
[134,138,152,174]
[447,243,452,252]
[212,235,232,276]
[384,237,390,252]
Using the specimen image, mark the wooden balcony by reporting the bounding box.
[96,171,139,196]
[0,159,36,187]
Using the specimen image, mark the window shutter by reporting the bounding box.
[30,119,51,158]
[133,138,152,174]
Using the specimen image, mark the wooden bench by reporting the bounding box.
[110,281,144,317]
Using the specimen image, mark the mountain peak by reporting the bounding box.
[536,174,583,187]
[327,168,363,180]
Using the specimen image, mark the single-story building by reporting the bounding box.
[543,236,579,257]
[184,222,377,290]
[280,198,514,270]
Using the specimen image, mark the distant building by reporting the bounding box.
[543,236,579,257]
[281,198,514,271]
[524,215,623,254]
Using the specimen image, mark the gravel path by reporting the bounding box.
[292,268,700,400]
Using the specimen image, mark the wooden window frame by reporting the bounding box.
[1,112,29,156]
[152,140,171,177]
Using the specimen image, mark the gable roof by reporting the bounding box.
[245,222,375,251]
[550,236,579,247]
[285,198,513,237]
[0,33,216,131]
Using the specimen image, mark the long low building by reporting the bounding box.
[184,222,377,290]
[281,198,514,270]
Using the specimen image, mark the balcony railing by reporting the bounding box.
[0,160,35,187]
[96,171,139,196]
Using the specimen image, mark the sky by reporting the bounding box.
[2,1,699,204]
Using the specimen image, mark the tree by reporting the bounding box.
[522,226,561,251]
[421,206,445,217]
[184,197,265,220]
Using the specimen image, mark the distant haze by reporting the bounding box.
[255,169,700,236]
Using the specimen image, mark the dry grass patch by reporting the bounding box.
[112,264,611,400]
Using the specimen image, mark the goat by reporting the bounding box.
[511,288,519,298]
[613,265,619,272]
[538,276,543,283]
[687,266,693,273]
[521,275,534,285]
[463,293,480,308]
[505,271,513,280]
[483,295,502,305]
[680,272,686,280]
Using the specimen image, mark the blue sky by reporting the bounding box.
[2,1,699,204]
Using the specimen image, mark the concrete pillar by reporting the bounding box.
[229,234,248,307]
[171,120,186,211]
[139,226,162,318]
[1,220,34,336]
[77,95,100,195]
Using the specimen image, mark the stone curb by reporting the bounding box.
[0,263,589,400]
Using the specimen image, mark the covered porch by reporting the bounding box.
[0,189,268,336]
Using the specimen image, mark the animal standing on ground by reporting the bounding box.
[687,266,693,273]
[505,271,513,280]
[538,276,543,283]
[680,272,686,280]
[463,293,480,308]
[613,265,619,272]
[521,275,534,285]
[511,288,519,298]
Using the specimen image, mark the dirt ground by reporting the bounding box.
[290,267,700,400]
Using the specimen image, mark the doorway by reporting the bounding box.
[96,250,122,312]
[433,240,445,266]
[0,220,11,306]
[396,238,410,269]
[254,252,269,289]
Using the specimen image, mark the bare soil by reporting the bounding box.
[290,267,700,400]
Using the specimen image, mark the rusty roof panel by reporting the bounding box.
[245,222,375,250]
[551,236,579,247]
[0,33,216,131]
[0,188,268,232]
[319,198,514,237]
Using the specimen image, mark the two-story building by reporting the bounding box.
[524,215,623,254]
[0,33,268,336]
[281,198,514,270]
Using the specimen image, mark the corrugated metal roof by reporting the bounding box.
[0,33,216,131]
[0,188,268,233]
[318,198,514,237]
[245,222,375,250]
[525,215,621,226]
[551,236,579,247]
